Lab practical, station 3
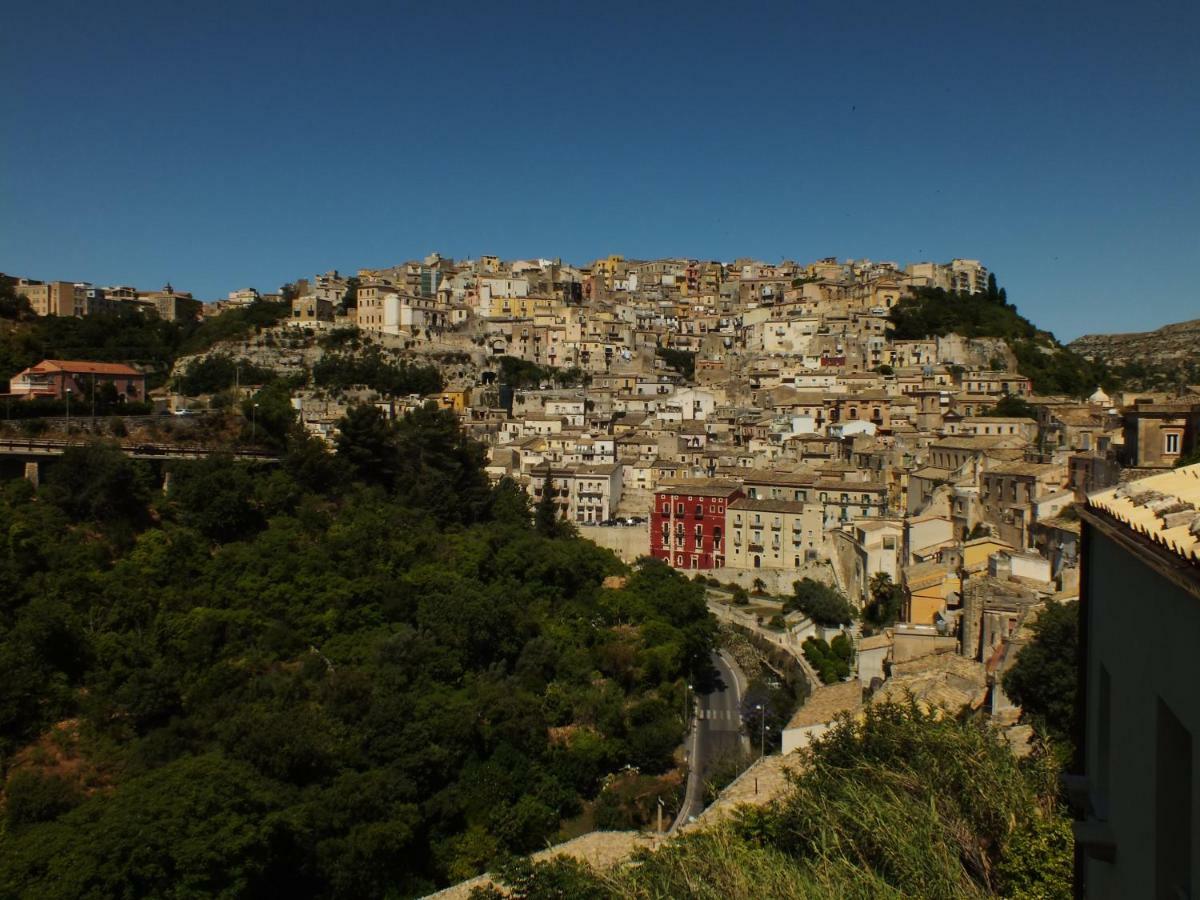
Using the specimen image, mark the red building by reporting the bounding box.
[651,479,743,570]
[5,359,146,401]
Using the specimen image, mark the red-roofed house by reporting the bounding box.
[6,359,146,401]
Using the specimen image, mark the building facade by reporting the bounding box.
[651,480,742,570]
[1076,465,1200,898]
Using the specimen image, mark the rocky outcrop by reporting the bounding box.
[1069,318,1200,370]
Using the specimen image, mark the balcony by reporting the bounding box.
[748,543,764,553]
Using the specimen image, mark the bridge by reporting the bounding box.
[0,436,278,470]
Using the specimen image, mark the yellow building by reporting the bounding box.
[428,388,471,412]
[961,536,1014,572]
[903,562,961,625]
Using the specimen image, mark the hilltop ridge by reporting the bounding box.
[1069,317,1200,390]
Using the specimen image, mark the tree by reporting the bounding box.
[1002,599,1079,746]
[535,471,563,537]
[42,441,152,527]
[392,403,491,524]
[335,404,399,489]
[0,277,34,320]
[0,755,295,898]
[785,578,854,627]
[168,455,265,542]
[981,394,1037,419]
[863,572,902,630]
[751,577,767,595]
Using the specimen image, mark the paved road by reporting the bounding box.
[674,650,745,828]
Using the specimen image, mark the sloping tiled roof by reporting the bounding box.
[785,680,862,730]
[1087,463,1200,564]
[33,359,143,376]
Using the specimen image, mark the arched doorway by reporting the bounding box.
[753,555,761,568]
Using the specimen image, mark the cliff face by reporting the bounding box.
[1069,318,1200,368]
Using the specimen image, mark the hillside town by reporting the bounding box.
[6,253,1199,723]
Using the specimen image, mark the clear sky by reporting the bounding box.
[2,0,1197,339]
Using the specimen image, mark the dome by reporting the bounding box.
[1088,386,1111,405]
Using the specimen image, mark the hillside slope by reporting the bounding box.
[889,286,1109,395]
[1069,318,1200,390]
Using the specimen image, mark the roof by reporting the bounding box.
[656,479,742,498]
[904,560,955,590]
[873,653,987,711]
[784,680,862,731]
[28,359,142,376]
[1087,463,1200,565]
[983,460,1063,479]
[857,633,892,652]
[729,498,809,514]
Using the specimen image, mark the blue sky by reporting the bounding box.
[2,0,1197,339]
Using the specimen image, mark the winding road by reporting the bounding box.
[673,650,746,829]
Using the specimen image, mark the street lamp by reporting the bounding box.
[756,703,766,758]
[65,388,72,430]
[683,683,693,724]
[251,402,259,441]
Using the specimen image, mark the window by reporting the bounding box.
[1166,432,1181,454]
[695,524,703,540]
[676,503,684,515]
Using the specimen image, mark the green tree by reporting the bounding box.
[1002,599,1079,746]
[392,402,492,524]
[168,455,265,542]
[4,771,83,829]
[42,441,152,527]
[863,572,902,630]
[982,394,1037,419]
[785,578,854,627]
[335,404,399,489]
[0,754,296,898]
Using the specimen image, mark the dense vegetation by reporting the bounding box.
[478,700,1071,899]
[496,356,587,390]
[312,345,444,396]
[175,353,282,395]
[889,285,1110,396]
[801,635,855,685]
[0,405,715,897]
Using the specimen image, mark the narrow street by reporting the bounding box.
[673,650,745,828]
